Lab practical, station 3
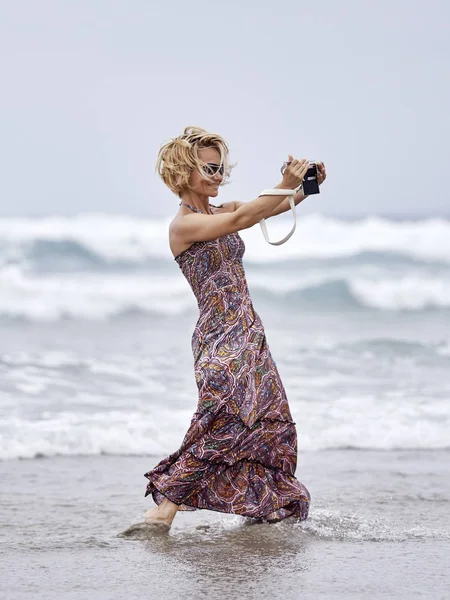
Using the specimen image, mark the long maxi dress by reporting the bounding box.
[144,203,310,522]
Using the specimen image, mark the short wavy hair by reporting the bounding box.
[156,126,232,196]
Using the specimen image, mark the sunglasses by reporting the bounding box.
[202,162,225,177]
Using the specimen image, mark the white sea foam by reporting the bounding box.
[0,214,173,263]
[241,214,450,264]
[0,264,449,320]
[1,317,449,462]
[0,265,195,320]
[0,213,449,266]
[1,394,448,461]
[350,276,450,310]
[0,409,188,461]
[1,348,449,460]
[0,214,449,319]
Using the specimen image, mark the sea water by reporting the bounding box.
[0,213,449,599]
[1,213,449,459]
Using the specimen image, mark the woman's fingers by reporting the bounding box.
[285,157,327,187]
[283,157,321,188]
[291,158,307,171]
[316,161,326,184]
[298,160,310,177]
[291,159,309,182]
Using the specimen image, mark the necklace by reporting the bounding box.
[179,202,209,215]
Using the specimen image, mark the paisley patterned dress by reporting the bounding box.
[144,204,310,522]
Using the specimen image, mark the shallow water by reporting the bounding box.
[1,451,449,599]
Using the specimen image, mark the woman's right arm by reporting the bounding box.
[171,158,309,245]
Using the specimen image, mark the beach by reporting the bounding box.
[1,450,449,599]
[1,214,450,598]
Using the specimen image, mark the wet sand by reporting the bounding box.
[1,450,449,599]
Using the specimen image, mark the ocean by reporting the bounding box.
[1,213,449,599]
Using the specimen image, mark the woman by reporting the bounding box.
[143,126,326,529]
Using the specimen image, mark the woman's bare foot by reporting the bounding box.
[144,498,179,529]
[144,508,171,528]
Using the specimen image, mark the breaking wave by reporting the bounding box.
[0,213,449,320]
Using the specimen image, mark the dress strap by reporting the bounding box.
[179,202,206,214]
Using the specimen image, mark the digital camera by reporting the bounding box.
[281,161,320,195]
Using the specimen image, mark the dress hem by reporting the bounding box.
[144,450,310,523]
[145,476,309,523]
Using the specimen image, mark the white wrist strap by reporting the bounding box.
[258,188,298,246]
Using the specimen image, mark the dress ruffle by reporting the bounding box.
[144,408,310,522]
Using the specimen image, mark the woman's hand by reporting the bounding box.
[316,161,327,186]
[294,160,327,200]
[281,155,310,190]
[291,161,326,204]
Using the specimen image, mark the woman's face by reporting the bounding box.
[188,147,223,197]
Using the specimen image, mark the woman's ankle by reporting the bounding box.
[158,498,179,521]
[145,499,179,523]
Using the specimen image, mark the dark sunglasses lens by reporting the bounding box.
[203,163,224,176]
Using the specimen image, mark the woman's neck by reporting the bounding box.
[179,191,211,214]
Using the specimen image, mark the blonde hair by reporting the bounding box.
[156,126,232,196]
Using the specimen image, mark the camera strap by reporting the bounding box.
[257,189,297,246]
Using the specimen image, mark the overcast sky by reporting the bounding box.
[0,0,449,217]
